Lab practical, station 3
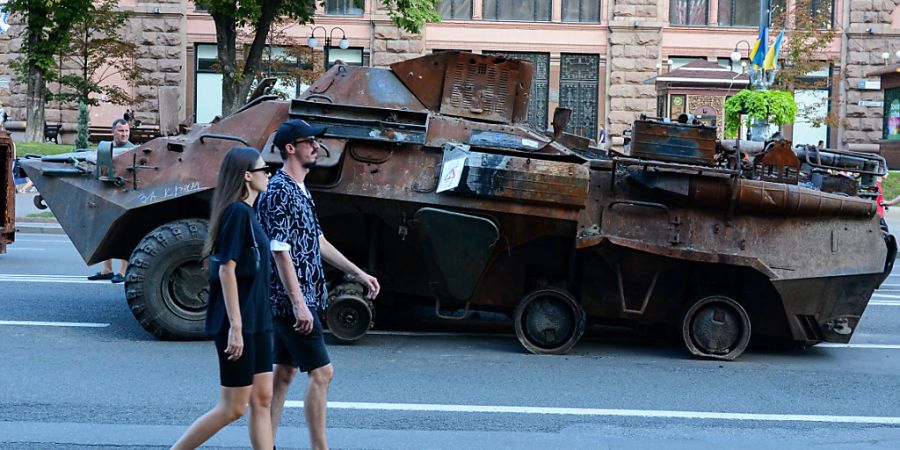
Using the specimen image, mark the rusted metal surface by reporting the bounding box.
[14,51,895,360]
[0,130,14,254]
[19,100,291,264]
[753,140,800,184]
[629,118,717,165]
[392,52,533,124]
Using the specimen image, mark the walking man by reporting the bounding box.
[258,119,380,449]
[87,119,135,283]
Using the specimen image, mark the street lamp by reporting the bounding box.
[306,26,351,69]
[730,40,752,71]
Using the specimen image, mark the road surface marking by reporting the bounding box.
[0,320,109,328]
[818,343,900,350]
[0,274,112,284]
[283,401,900,425]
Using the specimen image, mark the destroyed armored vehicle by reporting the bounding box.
[18,52,896,360]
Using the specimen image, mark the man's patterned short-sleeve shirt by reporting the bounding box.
[257,170,328,318]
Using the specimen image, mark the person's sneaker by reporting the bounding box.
[87,272,114,281]
[111,273,125,284]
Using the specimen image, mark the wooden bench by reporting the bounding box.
[44,123,62,144]
[89,125,161,145]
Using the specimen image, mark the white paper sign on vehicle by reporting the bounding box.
[437,155,467,193]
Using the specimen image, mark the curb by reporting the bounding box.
[14,220,65,235]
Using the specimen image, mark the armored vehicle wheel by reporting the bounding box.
[126,219,209,340]
[326,280,374,342]
[514,288,585,355]
[681,295,751,360]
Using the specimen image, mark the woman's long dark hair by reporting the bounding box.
[203,146,261,260]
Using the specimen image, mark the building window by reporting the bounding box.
[562,0,600,23]
[718,0,762,27]
[195,44,224,124]
[670,0,708,26]
[669,56,703,70]
[325,0,364,16]
[769,0,833,29]
[438,0,472,20]
[807,0,834,28]
[483,0,552,22]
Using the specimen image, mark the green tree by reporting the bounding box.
[769,0,841,129]
[5,0,91,142]
[194,0,440,116]
[75,101,89,149]
[56,0,146,108]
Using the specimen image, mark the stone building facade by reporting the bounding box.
[0,0,187,136]
[0,0,899,151]
[841,0,900,149]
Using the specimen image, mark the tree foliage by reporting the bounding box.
[194,0,316,115]
[194,0,440,116]
[769,0,841,128]
[5,0,90,80]
[5,0,92,140]
[383,0,441,34]
[56,0,146,107]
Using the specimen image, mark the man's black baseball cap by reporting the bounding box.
[273,119,327,151]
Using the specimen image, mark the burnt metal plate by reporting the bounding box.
[630,120,717,165]
[440,147,589,208]
[291,100,428,145]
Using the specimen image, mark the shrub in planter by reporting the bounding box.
[724,89,797,139]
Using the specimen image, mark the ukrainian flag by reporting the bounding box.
[750,25,767,69]
[763,29,785,71]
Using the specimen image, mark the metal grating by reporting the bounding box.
[442,54,518,123]
[484,51,549,131]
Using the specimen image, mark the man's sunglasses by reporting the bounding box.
[248,165,271,173]
[291,138,316,146]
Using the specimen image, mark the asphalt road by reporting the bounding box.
[2,231,900,449]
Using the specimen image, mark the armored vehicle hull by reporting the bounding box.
[19,52,896,359]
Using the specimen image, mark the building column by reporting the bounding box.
[606,0,664,147]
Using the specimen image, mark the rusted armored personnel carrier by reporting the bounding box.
[18,52,896,360]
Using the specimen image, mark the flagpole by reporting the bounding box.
[759,0,770,90]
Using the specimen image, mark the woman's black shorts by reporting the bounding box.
[273,314,330,373]
[213,331,274,387]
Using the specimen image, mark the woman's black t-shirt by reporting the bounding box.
[205,201,273,336]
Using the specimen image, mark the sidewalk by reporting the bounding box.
[12,188,64,235]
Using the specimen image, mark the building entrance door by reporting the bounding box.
[560,53,600,141]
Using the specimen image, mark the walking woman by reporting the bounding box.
[173,147,274,449]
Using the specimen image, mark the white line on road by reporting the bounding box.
[818,343,900,349]
[0,274,111,284]
[0,320,109,328]
[283,401,900,425]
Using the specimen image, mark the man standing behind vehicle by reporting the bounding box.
[86,119,135,283]
[257,119,379,450]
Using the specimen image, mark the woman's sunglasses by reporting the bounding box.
[248,165,271,173]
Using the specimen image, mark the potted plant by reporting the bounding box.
[724,89,797,141]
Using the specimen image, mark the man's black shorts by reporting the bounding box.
[273,313,330,373]
[213,332,273,387]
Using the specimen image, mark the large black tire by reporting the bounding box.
[125,219,209,340]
